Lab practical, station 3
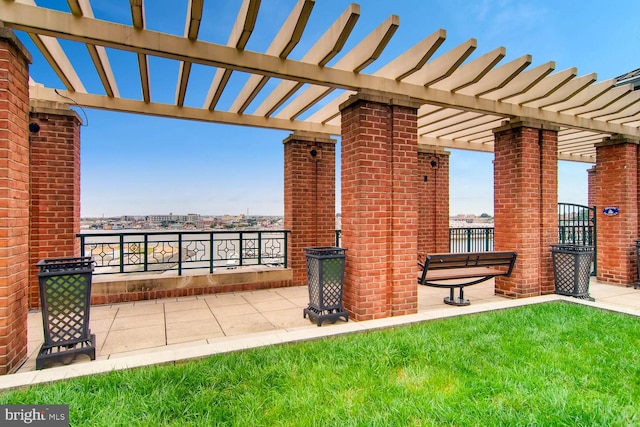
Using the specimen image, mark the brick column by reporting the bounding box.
[417,146,450,258]
[29,101,82,308]
[594,135,639,285]
[283,132,336,286]
[587,166,596,208]
[0,29,31,374]
[340,91,421,320]
[493,119,558,298]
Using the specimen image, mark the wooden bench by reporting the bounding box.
[418,251,517,306]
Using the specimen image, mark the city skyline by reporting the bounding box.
[18,0,639,217]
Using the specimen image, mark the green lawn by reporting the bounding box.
[2,302,639,426]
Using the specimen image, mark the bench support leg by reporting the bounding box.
[444,287,470,306]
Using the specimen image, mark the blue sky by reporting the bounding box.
[18,0,640,217]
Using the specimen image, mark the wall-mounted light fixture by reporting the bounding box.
[29,122,41,133]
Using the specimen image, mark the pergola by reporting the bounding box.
[1,0,639,375]
[4,0,639,160]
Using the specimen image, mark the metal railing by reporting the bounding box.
[449,227,494,252]
[78,230,290,275]
[337,228,494,253]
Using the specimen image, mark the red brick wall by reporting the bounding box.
[90,279,294,305]
[493,120,558,298]
[28,106,81,309]
[0,32,31,374]
[283,133,336,285]
[595,137,638,285]
[340,93,419,320]
[417,148,450,258]
[587,166,596,208]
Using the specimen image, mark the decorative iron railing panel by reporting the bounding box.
[449,227,494,252]
[78,230,289,275]
[558,202,596,275]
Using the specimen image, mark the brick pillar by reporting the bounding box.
[587,166,596,208]
[417,146,450,258]
[594,135,639,285]
[29,101,82,308]
[340,91,421,320]
[0,29,31,374]
[283,132,336,286]
[493,119,558,298]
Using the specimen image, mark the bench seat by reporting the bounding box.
[418,251,517,306]
[424,266,507,282]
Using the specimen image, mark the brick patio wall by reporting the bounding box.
[493,119,558,298]
[340,91,420,320]
[283,132,336,286]
[29,103,82,309]
[417,147,450,258]
[587,166,596,208]
[90,271,293,305]
[595,136,639,285]
[0,30,31,374]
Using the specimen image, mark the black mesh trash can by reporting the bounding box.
[303,247,348,326]
[551,245,595,301]
[36,257,96,370]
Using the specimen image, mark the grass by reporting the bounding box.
[1,302,639,426]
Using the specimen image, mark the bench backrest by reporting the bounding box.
[421,251,517,277]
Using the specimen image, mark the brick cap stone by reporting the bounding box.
[418,145,451,156]
[30,100,83,124]
[339,89,423,111]
[492,118,560,134]
[595,134,640,148]
[283,131,336,145]
[0,27,32,64]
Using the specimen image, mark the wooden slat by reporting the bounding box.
[403,38,477,86]
[274,15,399,120]
[504,67,577,105]
[229,0,315,114]
[596,100,640,122]
[375,29,446,81]
[419,111,476,135]
[204,0,260,110]
[480,61,555,101]
[30,85,342,134]
[67,0,119,97]
[433,117,503,139]
[430,47,506,92]
[583,91,640,120]
[175,0,204,106]
[543,79,616,112]
[418,108,464,126]
[130,0,150,102]
[253,3,360,117]
[28,33,86,93]
[524,73,597,108]
[11,0,86,92]
[456,55,532,96]
[561,84,632,116]
[304,29,447,123]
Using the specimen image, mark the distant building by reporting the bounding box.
[148,213,200,225]
[615,68,640,90]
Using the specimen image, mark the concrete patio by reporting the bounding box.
[1,278,639,391]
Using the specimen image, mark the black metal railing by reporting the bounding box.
[449,227,494,252]
[78,230,290,275]
[336,228,494,253]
